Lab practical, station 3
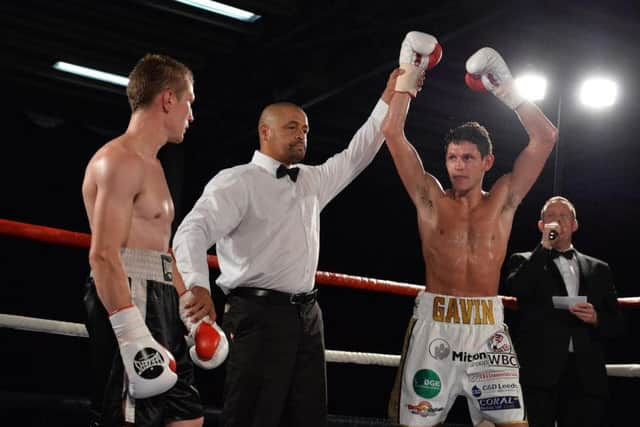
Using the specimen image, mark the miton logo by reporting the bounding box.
[412,369,442,399]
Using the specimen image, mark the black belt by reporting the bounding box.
[230,287,318,305]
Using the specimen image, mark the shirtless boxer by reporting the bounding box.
[81,53,225,427]
[383,34,558,426]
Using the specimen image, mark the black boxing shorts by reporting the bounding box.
[84,248,203,427]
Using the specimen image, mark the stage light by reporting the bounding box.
[174,0,260,22]
[53,61,129,87]
[579,77,618,108]
[515,73,547,101]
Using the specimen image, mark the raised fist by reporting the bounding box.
[396,31,443,97]
[465,47,524,110]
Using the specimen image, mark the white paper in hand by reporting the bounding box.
[552,296,587,310]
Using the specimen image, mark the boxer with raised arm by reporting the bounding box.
[383,37,558,426]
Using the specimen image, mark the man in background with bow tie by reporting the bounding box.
[172,68,404,427]
[505,196,624,427]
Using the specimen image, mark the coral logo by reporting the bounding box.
[478,396,521,411]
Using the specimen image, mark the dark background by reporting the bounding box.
[1,0,639,425]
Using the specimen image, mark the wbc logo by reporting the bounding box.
[487,332,511,353]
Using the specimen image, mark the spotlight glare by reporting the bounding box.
[579,77,617,108]
[514,73,547,101]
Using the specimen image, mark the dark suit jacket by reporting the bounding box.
[505,245,624,396]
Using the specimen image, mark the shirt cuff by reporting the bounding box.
[182,272,211,293]
[371,99,389,123]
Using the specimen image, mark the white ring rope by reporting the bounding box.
[1,314,88,338]
[2,313,638,377]
[326,350,401,367]
[604,364,640,378]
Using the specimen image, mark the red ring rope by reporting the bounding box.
[2,218,638,310]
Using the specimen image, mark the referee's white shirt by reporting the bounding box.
[173,99,388,295]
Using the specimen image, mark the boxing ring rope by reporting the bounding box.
[0,217,425,294]
[1,217,639,378]
[1,312,639,377]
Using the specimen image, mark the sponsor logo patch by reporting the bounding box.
[133,348,166,379]
[480,383,519,393]
[471,385,482,397]
[478,396,521,411]
[428,338,450,360]
[412,369,442,399]
[468,370,519,382]
[161,254,173,282]
[487,331,511,353]
[452,351,519,368]
[407,400,444,418]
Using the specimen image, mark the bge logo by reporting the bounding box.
[412,369,442,399]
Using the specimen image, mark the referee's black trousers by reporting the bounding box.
[221,291,328,427]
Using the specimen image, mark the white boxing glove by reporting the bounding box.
[179,290,229,370]
[110,305,177,399]
[396,31,443,97]
[465,47,525,110]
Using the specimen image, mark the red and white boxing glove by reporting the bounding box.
[179,290,229,370]
[110,305,177,399]
[396,31,443,97]
[465,47,525,110]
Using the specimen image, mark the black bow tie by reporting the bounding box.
[276,164,299,182]
[551,249,575,260]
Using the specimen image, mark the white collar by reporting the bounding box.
[251,150,283,177]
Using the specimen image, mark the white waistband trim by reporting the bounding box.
[91,248,173,285]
